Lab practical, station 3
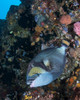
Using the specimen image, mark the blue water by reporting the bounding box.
[0,0,21,19]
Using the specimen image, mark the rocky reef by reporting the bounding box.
[0,0,80,100]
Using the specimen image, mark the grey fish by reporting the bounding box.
[26,46,66,87]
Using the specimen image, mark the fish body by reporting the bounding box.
[26,46,66,87]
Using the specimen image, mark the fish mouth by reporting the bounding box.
[26,74,39,85]
[27,78,33,85]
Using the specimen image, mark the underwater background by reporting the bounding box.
[0,0,21,19]
[0,0,80,100]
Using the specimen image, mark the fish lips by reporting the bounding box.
[26,74,39,85]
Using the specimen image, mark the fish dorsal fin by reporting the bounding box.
[28,67,46,76]
[41,44,54,50]
[41,44,49,50]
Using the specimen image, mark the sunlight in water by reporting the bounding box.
[0,0,21,19]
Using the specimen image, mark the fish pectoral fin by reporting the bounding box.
[28,67,46,76]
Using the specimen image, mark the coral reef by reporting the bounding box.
[0,0,80,100]
[60,14,72,25]
[74,22,80,36]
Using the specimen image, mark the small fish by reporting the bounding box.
[26,45,66,87]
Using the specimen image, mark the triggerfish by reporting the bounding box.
[26,45,66,87]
